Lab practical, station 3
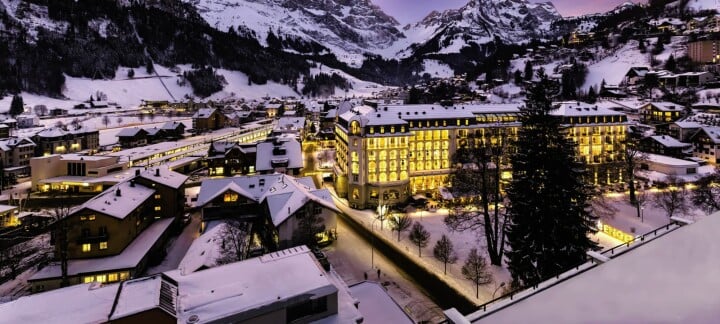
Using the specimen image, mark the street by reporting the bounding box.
[325,216,446,323]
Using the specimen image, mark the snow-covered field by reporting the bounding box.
[422,59,454,79]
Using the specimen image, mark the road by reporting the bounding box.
[144,212,201,275]
[325,217,446,323]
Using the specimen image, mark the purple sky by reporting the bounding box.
[374,0,645,24]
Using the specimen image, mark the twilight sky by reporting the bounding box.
[374,0,645,24]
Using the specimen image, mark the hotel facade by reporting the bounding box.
[334,102,629,209]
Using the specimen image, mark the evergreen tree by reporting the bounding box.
[638,38,646,53]
[9,95,24,117]
[513,69,523,85]
[587,86,597,103]
[523,61,533,81]
[408,222,430,257]
[433,234,458,275]
[665,54,677,72]
[127,68,135,78]
[505,72,598,288]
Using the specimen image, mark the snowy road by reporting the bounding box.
[144,212,201,275]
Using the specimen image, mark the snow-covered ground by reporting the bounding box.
[422,59,455,79]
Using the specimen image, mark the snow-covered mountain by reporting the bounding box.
[183,0,404,62]
[394,0,562,57]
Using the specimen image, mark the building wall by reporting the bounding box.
[135,176,185,220]
[30,155,126,192]
[59,204,153,259]
[335,108,628,209]
[688,40,719,63]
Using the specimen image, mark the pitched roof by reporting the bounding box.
[192,108,216,119]
[79,181,155,219]
[138,168,188,189]
[196,174,340,226]
[116,128,146,138]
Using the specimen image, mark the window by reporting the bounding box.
[287,297,328,323]
[155,194,161,199]
[82,244,91,253]
[223,192,238,202]
[80,216,87,221]
[83,276,94,283]
[108,273,118,282]
[154,206,162,211]
[88,215,95,221]
[119,272,129,281]
[99,242,108,250]
[95,275,107,283]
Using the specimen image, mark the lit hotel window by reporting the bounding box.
[82,244,91,252]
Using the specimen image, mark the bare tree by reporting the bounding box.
[408,222,430,257]
[292,207,326,248]
[70,118,81,129]
[0,244,24,280]
[654,176,689,218]
[216,219,249,265]
[50,198,73,287]
[445,128,510,265]
[117,117,124,125]
[138,113,146,123]
[462,248,493,299]
[692,171,720,214]
[433,234,458,275]
[388,213,413,241]
[101,115,110,128]
[623,137,648,205]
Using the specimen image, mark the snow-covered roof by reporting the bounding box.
[645,153,698,167]
[108,275,162,320]
[0,204,17,214]
[551,101,626,117]
[138,167,188,189]
[672,121,702,129]
[693,126,720,143]
[192,108,216,119]
[0,137,35,151]
[166,246,337,324]
[348,282,414,324]
[471,211,720,323]
[30,218,173,281]
[644,102,683,111]
[0,282,119,323]
[116,127,146,138]
[80,181,155,219]
[648,135,690,148]
[161,121,185,130]
[196,174,339,226]
[274,116,306,132]
[178,221,226,274]
[255,138,303,172]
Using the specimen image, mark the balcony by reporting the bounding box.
[76,233,109,244]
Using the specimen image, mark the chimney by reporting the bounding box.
[155,168,160,177]
[116,188,122,197]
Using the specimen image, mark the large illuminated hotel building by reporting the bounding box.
[334,102,629,209]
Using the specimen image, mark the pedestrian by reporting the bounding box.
[377,268,381,279]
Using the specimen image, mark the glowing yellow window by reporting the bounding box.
[154,206,161,211]
[155,194,161,199]
[83,276,94,283]
[108,273,119,282]
[119,272,129,281]
[88,215,95,221]
[96,275,106,283]
[224,192,238,202]
[99,242,108,250]
[82,244,91,252]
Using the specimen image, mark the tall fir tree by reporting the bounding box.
[504,72,598,288]
[9,95,24,117]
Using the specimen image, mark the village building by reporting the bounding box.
[30,154,128,193]
[33,125,100,156]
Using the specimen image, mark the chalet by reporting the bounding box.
[27,168,187,291]
[192,108,226,132]
[256,137,303,175]
[638,102,685,124]
[273,116,306,139]
[160,121,186,139]
[33,125,100,156]
[688,126,720,163]
[624,67,650,85]
[206,141,256,176]
[264,103,283,118]
[116,127,148,148]
[196,174,338,250]
[0,137,36,177]
[0,124,9,138]
[639,135,692,158]
[144,127,164,144]
[669,121,702,142]
[49,108,68,117]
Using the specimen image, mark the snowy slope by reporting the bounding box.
[685,0,720,12]
[183,0,403,64]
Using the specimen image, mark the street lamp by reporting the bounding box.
[377,202,388,230]
[371,217,380,269]
[641,206,644,223]
[492,282,506,299]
